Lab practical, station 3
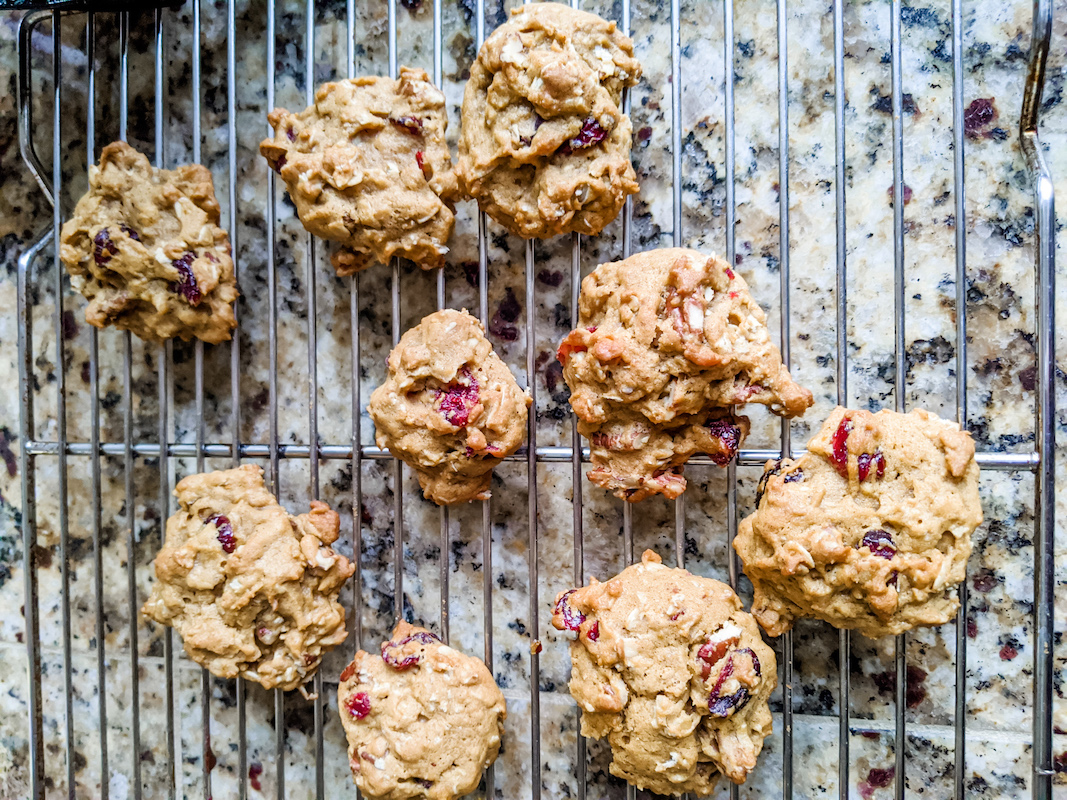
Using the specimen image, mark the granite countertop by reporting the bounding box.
[0,0,1065,798]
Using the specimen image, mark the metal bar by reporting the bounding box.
[950,0,968,795]
[224,0,247,791]
[18,228,49,800]
[1020,1,1056,797]
[264,0,286,794]
[670,0,684,570]
[20,439,1038,471]
[345,0,363,672]
[116,12,143,799]
[18,12,53,207]
[474,6,495,795]
[775,2,794,795]
[526,238,541,800]
[889,0,908,796]
[832,0,850,796]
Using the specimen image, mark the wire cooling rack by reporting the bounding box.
[12,0,1057,798]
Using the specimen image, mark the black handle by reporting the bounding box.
[0,0,183,9]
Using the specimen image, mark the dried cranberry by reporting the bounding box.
[554,589,585,632]
[345,692,371,719]
[119,223,140,241]
[755,460,785,506]
[706,419,741,466]
[93,228,119,266]
[286,126,296,142]
[435,368,479,428]
[587,621,599,641]
[784,469,804,483]
[560,117,609,155]
[416,779,433,789]
[415,150,425,171]
[857,451,886,482]
[697,639,733,680]
[736,647,761,677]
[170,252,202,306]
[381,631,440,671]
[556,338,587,367]
[964,98,996,138]
[249,763,263,791]
[830,417,853,477]
[708,687,750,718]
[725,268,735,279]
[391,115,424,136]
[340,662,357,682]
[210,514,235,553]
[860,529,895,560]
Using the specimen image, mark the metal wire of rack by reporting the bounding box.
[11,0,1057,798]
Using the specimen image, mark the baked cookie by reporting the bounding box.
[457,3,641,238]
[552,550,776,795]
[369,308,531,505]
[734,406,983,638]
[338,622,506,800]
[142,465,354,691]
[261,66,459,274]
[558,248,812,502]
[59,141,237,344]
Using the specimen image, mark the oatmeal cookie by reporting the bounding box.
[142,465,354,691]
[559,248,812,501]
[369,308,531,505]
[338,622,506,800]
[261,66,459,274]
[457,3,641,238]
[734,406,983,638]
[58,141,237,344]
[552,550,776,795]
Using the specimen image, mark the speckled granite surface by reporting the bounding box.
[0,0,1065,798]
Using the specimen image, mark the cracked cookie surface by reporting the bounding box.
[734,406,983,638]
[552,550,776,795]
[457,2,641,238]
[369,308,531,505]
[261,66,459,273]
[337,622,506,800]
[142,465,354,691]
[558,248,812,501]
[59,141,237,344]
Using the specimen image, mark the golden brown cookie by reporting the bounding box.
[59,141,238,344]
[337,622,506,800]
[260,66,459,273]
[734,406,983,638]
[559,248,812,502]
[142,465,354,691]
[457,3,641,238]
[552,550,776,795]
[369,308,531,505]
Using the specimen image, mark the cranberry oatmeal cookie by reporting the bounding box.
[59,141,237,344]
[369,308,531,505]
[457,3,641,238]
[260,66,459,274]
[734,406,983,638]
[337,622,506,800]
[559,248,812,502]
[142,465,354,691]
[552,550,776,795]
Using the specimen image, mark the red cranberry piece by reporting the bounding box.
[553,589,585,632]
[345,692,371,719]
[210,514,235,553]
[755,460,785,506]
[964,98,996,138]
[560,117,609,155]
[93,228,119,266]
[708,687,750,718]
[381,631,440,671]
[860,529,895,559]
[857,451,886,481]
[340,662,357,682]
[706,419,741,466]
[170,252,202,306]
[587,621,599,641]
[736,646,761,677]
[415,150,425,171]
[119,223,140,241]
[391,115,424,136]
[434,368,479,428]
[697,640,733,680]
[270,154,287,173]
[286,126,296,141]
[725,268,735,279]
[830,417,853,477]
[784,469,804,483]
[249,763,263,791]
